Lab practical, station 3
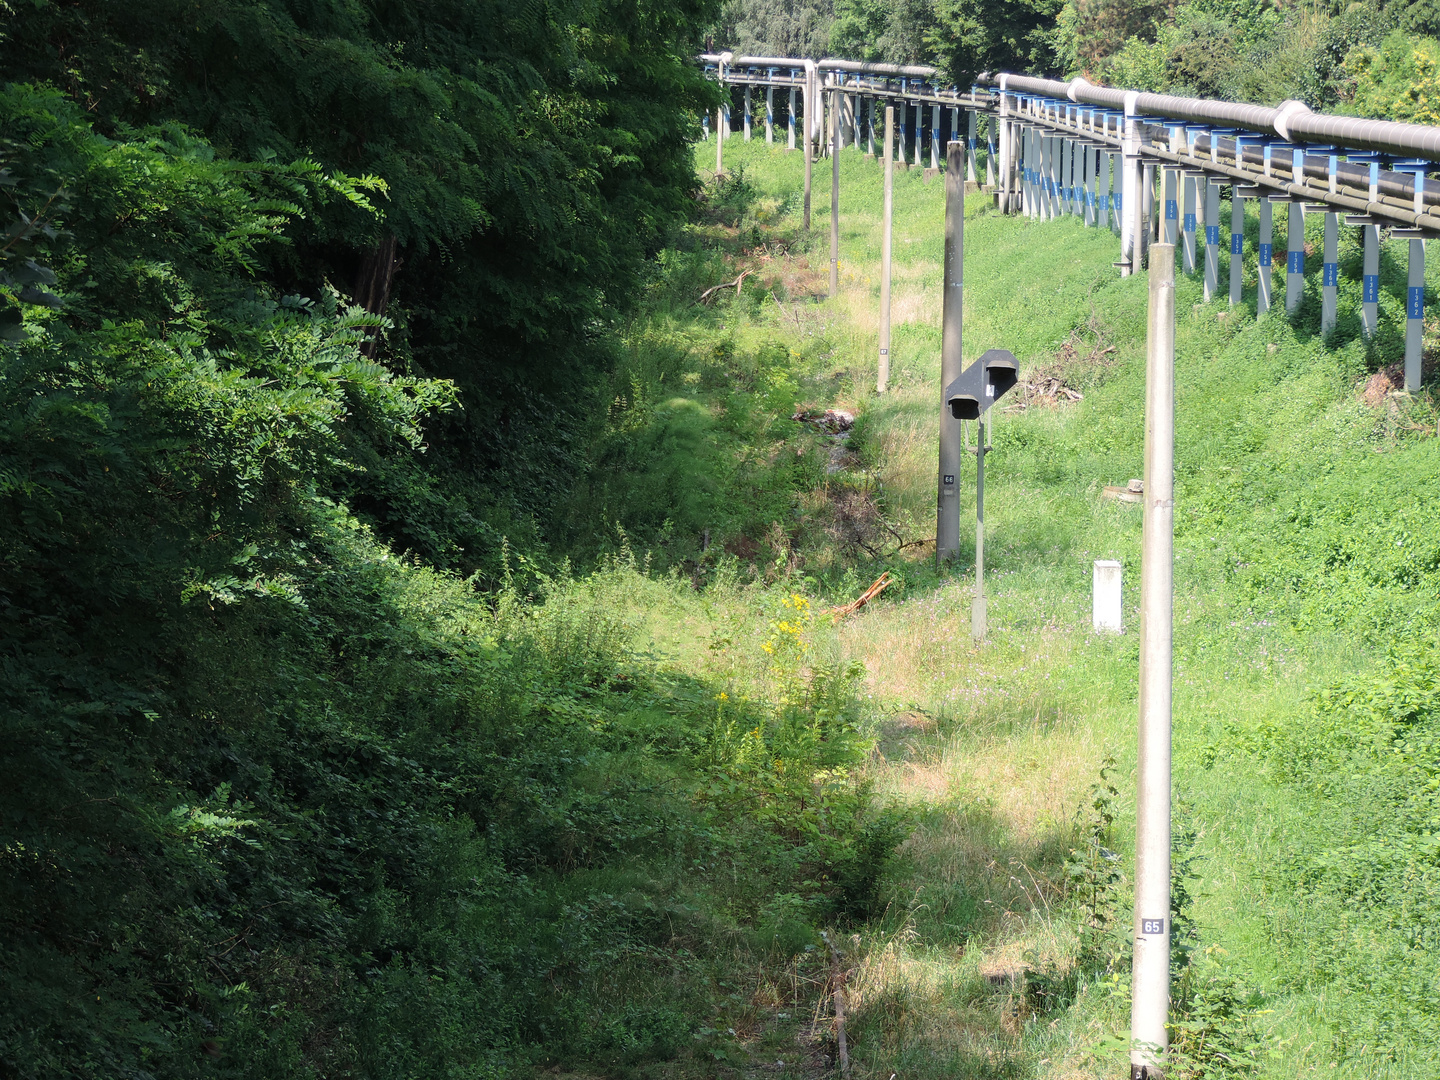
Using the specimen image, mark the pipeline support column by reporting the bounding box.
[878,103,895,393]
[1257,199,1274,313]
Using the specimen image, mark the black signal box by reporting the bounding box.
[944,348,1019,420]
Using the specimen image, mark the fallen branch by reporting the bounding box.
[823,572,893,619]
[820,931,851,1078]
[698,269,753,304]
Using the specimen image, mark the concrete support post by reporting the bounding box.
[802,81,812,229]
[1100,150,1113,230]
[765,85,774,144]
[1060,138,1071,216]
[966,109,978,182]
[1086,146,1097,226]
[868,97,876,156]
[1362,224,1380,338]
[830,92,840,298]
[788,87,797,150]
[932,104,941,170]
[1229,190,1244,306]
[1285,202,1305,314]
[1258,199,1274,314]
[1321,212,1338,333]
[1204,179,1220,301]
[1121,97,1141,276]
[1093,560,1122,631]
[1131,242,1176,1080]
[1162,169,1178,246]
[1141,163,1155,270]
[998,111,1012,212]
[986,115,997,188]
[1182,173,1197,273]
[879,103,895,394]
[914,102,924,167]
[702,110,709,141]
[1050,136,1062,219]
[1407,239,1425,392]
[938,141,965,565]
[743,85,752,141]
[723,97,731,141]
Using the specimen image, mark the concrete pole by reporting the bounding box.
[1362,224,1380,337]
[1285,202,1305,314]
[972,416,987,642]
[868,97,876,156]
[879,103,895,394]
[1204,180,1220,301]
[1048,136,1060,219]
[765,84,774,144]
[1182,173,1197,273]
[998,106,1012,212]
[1085,146,1096,226]
[914,101,923,167]
[1100,150,1113,230]
[1408,239,1425,391]
[1258,199,1273,314]
[966,109,978,182]
[830,92,840,298]
[937,141,965,565]
[931,104,941,170]
[1021,128,1032,217]
[1229,189,1244,306]
[1141,163,1155,270]
[743,85,752,141]
[1131,241,1176,1080]
[723,97,731,141]
[1321,212,1338,333]
[788,87,797,149]
[715,105,724,174]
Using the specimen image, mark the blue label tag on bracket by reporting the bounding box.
[1231,234,1243,255]
[1166,200,1178,220]
[1259,243,1272,266]
[1364,275,1380,303]
[1184,212,1196,233]
[1323,262,1338,287]
[1409,285,1425,319]
[1288,251,1304,274]
[1206,225,1220,246]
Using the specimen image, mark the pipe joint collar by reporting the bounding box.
[1067,77,1091,102]
[1273,99,1312,143]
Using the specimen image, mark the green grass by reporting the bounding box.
[556,134,1440,1078]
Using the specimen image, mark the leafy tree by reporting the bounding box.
[832,0,938,63]
[714,0,836,58]
[1347,29,1440,123]
[928,0,1065,83]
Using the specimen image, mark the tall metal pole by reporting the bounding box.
[1131,242,1176,1080]
[878,103,895,394]
[803,74,813,230]
[830,89,840,298]
[972,418,987,641]
[937,141,964,565]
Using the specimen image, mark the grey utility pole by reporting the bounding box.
[878,103,895,393]
[937,140,964,564]
[1130,242,1176,1080]
[830,87,841,297]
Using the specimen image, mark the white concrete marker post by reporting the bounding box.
[1093,561,1122,632]
[1131,242,1176,1080]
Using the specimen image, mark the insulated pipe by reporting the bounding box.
[1321,211,1338,333]
[879,102,895,393]
[1258,199,1274,314]
[1204,179,1220,301]
[1285,200,1305,313]
[937,141,965,565]
[1131,241,1176,1080]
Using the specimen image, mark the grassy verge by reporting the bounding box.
[551,135,1440,1078]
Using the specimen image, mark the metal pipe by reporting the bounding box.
[1131,241,1176,1080]
[879,103,895,394]
[831,91,841,297]
[938,141,965,564]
